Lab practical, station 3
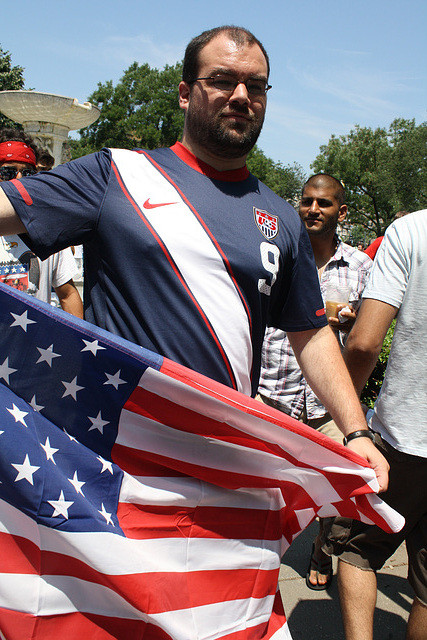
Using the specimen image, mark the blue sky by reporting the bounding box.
[2,0,426,173]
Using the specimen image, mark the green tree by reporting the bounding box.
[0,45,25,128]
[361,321,395,408]
[312,119,427,236]
[70,61,184,158]
[247,146,306,206]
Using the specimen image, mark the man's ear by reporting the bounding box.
[179,81,191,111]
[338,204,347,223]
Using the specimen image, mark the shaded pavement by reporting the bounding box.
[279,522,412,639]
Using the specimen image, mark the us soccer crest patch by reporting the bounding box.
[254,207,279,239]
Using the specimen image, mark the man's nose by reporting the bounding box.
[308,199,320,212]
[229,81,250,103]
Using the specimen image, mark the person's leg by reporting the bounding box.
[307,518,333,588]
[406,514,427,639]
[406,597,427,640]
[305,415,342,589]
[338,560,377,640]
[314,413,343,444]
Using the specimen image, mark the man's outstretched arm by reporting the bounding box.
[287,324,389,491]
[342,298,398,396]
[0,189,27,235]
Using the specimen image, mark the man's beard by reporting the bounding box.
[185,102,264,159]
[303,213,340,237]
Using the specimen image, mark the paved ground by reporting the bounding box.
[279,522,412,639]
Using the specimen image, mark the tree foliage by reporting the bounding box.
[0,45,25,128]
[247,146,306,206]
[312,119,427,236]
[361,321,395,408]
[70,61,185,158]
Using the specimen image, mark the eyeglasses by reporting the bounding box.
[0,166,37,181]
[189,74,272,97]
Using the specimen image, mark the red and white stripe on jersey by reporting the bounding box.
[111,148,253,395]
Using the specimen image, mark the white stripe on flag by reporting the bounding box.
[120,472,283,511]
[117,406,344,505]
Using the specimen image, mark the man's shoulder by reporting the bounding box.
[110,146,175,171]
[251,175,300,217]
[131,146,170,157]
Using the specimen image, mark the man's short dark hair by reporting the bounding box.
[302,173,346,207]
[37,148,55,171]
[394,210,410,220]
[0,127,40,162]
[182,25,270,84]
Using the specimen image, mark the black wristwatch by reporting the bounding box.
[343,430,375,446]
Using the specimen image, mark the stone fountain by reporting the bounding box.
[0,90,101,167]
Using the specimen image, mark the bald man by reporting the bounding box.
[258,174,373,589]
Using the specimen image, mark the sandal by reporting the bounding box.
[305,542,333,591]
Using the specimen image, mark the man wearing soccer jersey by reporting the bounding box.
[0,25,388,485]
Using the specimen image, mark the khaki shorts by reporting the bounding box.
[322,433,427,606]
[256,393,343,444]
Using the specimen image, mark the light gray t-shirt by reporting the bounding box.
[364,210,427,457]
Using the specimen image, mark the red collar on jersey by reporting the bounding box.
[170,142,250,182]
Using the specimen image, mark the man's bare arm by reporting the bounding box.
[287,324,389,491]
[54,280,84,319]
[342,298,398,396]
[0,189,27,234]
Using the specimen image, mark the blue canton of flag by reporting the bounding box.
[0,284,153,534]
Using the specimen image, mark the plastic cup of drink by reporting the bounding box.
[324,284,352,319]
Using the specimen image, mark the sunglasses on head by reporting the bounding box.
[0,166,37,181]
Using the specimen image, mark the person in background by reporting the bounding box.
[36,148,55,172]
[364,211,410,260]
[324,209,427,640]
[0,128,83,317]
[258,173,373,590]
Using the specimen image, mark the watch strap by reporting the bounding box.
[343,429,375,446]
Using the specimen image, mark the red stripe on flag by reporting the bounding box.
[0,608,173,640]
[116,502,283,541]
[0,532,39,574]
[0,536,279,612]
[112,444,188,478]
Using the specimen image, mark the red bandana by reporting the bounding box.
[0,141,36,166]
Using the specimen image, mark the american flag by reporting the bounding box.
[0,283,403,640]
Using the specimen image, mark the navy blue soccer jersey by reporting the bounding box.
[1,143,326,396]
